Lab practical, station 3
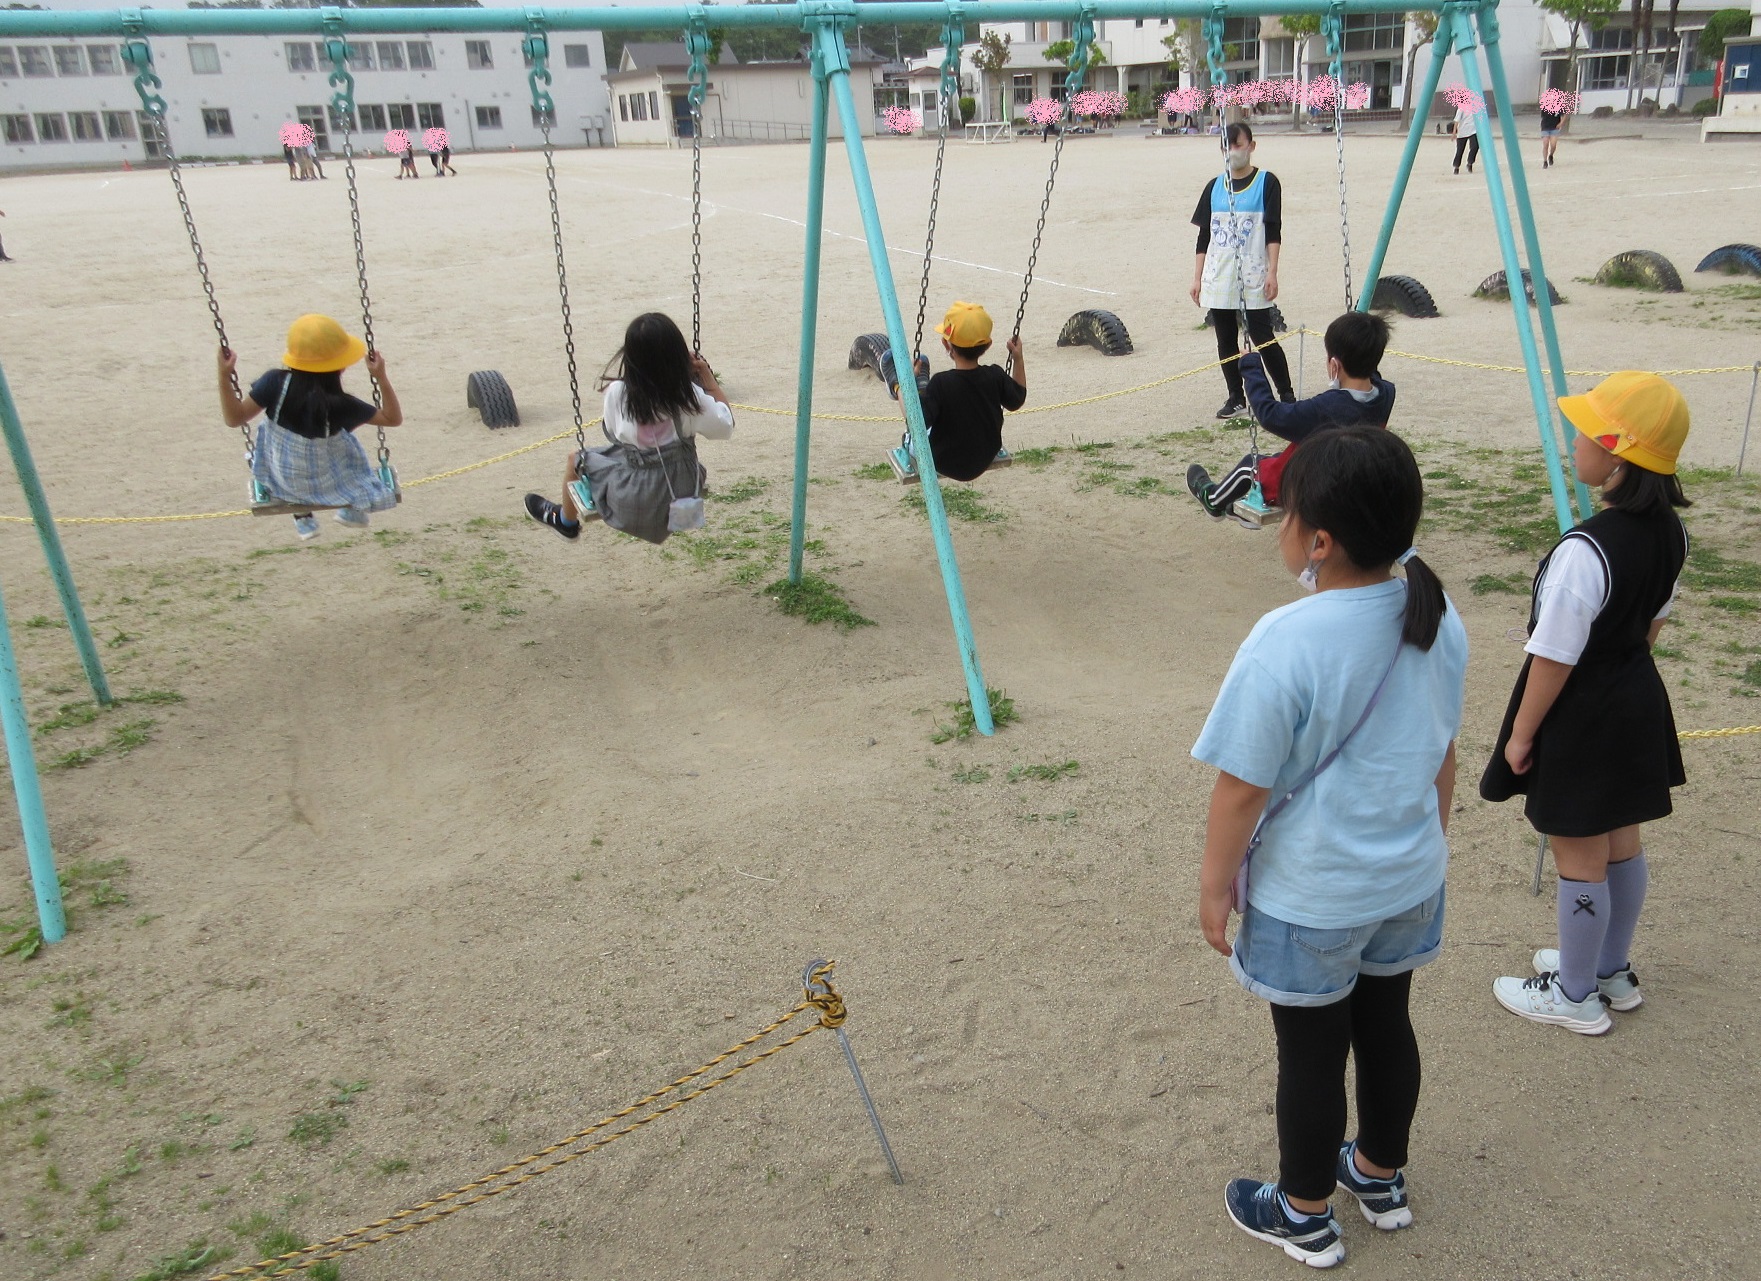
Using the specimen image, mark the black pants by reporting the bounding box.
[1452,134,1480,170]
[1210,308,1293,403]
[1269,972,1421,1202]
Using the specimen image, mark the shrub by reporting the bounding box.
[1691,97,1719,116]
[958,95,976,122]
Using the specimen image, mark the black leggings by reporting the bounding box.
[1269,972,1421,1202]
[1210,308,1293,403]
[1452,133,1480,170]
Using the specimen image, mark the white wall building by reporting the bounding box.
[0,29,610,170]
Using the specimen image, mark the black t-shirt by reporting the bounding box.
[920,365,1027,482]
[250,369,377,440]
[1539,111,1562,131]
[1191,170,1282,253]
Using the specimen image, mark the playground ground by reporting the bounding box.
[1,126,1759,1280]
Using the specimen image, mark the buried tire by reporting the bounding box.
[465,369,520,428]
[1474,269,1565,306]
[1694,243,1761,278]
[1369,274,1440,318]
[1594,250,1683,293]
[1057,308,1134,355]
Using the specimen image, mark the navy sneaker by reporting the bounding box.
[1335,1141,1413,1230]
[1186,464,1226,518]
[1215,398,1248,420]
[524,493,581,542]
[1223,1178,1345,1269]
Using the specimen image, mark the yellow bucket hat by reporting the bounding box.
[1558,371,1689,476]
[283,314,368,374]
[936,301,993,348]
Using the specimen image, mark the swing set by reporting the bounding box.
[0,1,1590,950]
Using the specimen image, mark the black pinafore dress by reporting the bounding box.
[1480,507,1688,837]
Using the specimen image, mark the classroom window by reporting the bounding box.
[349,42,376,71]
[3,114,32,143]
[69,111,102,140]
[377,41,405,71]
[648,90,659,118]
[617,94,629,121]
[137,111,159,154]
[54,45,85,75]
[1342,13,1405,53]
[1265,38,1296,78]
[416,102,444,129]
[630,93,648,121]
[1221,17,1259,64]
[475,104,502,128]
[387,103,415,129]
[35,112,66,141]
[1581,55,1630,91]
[564,44,591,68]
[189,43,221,75]
[1012,73,1034,106]
[286,42,316,72]
[465,40,493,70]
[358,103,387,130]
[407,41,434,70]
[327,105,355,132]
[87,45,121,75]
[295,105,328,149]
[19,46,52,77]
[102,110,135,139]
[0,48,14,77]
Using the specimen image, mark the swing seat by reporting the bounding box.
[1227,481,1280,530]
[565,478,605,523]
[887,446,1012,485]
[248,461,402,517]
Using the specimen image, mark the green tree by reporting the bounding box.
[970,29,1012,122]
[1041,38,1107,98]
[1400,12,1440,128]
[1279,15,1322,127]
[1699,7,1754,50]
[1540,0,1621,101]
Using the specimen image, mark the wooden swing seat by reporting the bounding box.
[887,446,1013,485]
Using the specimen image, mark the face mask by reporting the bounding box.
[1297,536,1321,593]
[1225,148,1251,172]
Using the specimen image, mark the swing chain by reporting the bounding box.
[686,14,712,357]
[912,14,963,360]
[1011,6,1092,365]
[525,16,584,451]
[123,24,251,461]
[324,22,386,459]
[1324,4,1353,311]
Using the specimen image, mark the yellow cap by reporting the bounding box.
[935,301,993,348]
[283,314,368,374]
[1558,371,1690,476]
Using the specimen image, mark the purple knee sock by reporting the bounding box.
[1556,877,1611,1003]
[1597,852,1648,978]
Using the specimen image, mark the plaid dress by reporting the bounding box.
[251,372,397,518]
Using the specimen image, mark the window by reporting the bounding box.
[189,43,221,75]
[295,105,328,150]
[1588,27,1634,50]
[465,40,493,70]
[407,42,434,70]
[35,112,66,142]
[202,108,233,137]
[630,93,648,121]
[1012,72,1034,106]
[88,45,121,75]
[1265,38,1296,78]
[648,90,659,119]
[0,48,15,77]
[416,102,444,129]
[327,105,355,132]
[617,94,629,122]
[19,46,52,77]
[358,104,387,130]
[54,46,84,75]
[1222,16,1259,65]
[286,42,316,72]
[1581,55,1630,91]
[103,110,135,140]
[563,44,591,68]
[475,105,502,128]
[69,111,102,140]
[376,41,405,71]
[1343,13,1404,54]
[350,42,375,71]
[3,114,32,143]
[137,111,160,156]
[387,103,415,130]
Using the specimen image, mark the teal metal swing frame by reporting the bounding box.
[0,1,1581,946]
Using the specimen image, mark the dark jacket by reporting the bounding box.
[1241,351,1395,503]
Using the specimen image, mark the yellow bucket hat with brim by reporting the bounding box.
[283,313,368,374]
[1558,370,1689,476]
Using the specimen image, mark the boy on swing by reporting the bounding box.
[893,302,1027,483]
[1187,311,1396,527]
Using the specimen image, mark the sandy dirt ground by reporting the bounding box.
[1,120,1759,1281]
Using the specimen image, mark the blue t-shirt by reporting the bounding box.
[1191,580,1469,929]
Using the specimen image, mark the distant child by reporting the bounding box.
[397,146,419,179]
[895,302,1026,483]
[1482,373,1691,1035]
[429,147,445,177]
[1538,107,1562,169]
[218,314,403,541]
[1449,106,1480,174]
[439,145,457,176]
[1187,311,1395,526]
[524,312,733,544]
[1193,427,1467,1269]
[305,142,326,180]
[282,144,298,181]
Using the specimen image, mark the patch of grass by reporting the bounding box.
[1012,446,1060,466]
[1652,643,1684,661]
[159,1140,188,1164]
[1072,440,1116,453]
[1742,660,1761,688]
[375,1157,411,1175]
[852,462,895,481]
[1471,572,1530,596]
[1708,595,1758,616]
[930,687,1018,743]
[763,573,875,631]
[328,1078,370,1106]
[1007,760,1079,783]
[80,1050,144,1088]
[717,475,770,503]
[48,994,93,1030]
[288,1112,347,1147]
[1109,475,1181,499]
[2,918,44,961]
[1683,544,1761,593]
[903,484,1008,525]
[950,765,991,784]
[128,1238,232,1281]
[24,614,66,629]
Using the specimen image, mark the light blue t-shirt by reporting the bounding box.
[1191,580,1469,929]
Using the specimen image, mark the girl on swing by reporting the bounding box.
[524,312,733,544]
[218,314,403,541]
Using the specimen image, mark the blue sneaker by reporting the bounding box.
[1335,1141,1413,1230]
[292,515,320,542]
[1223,1178,1344,1269]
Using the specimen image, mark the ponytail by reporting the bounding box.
[1397,552,1446,652]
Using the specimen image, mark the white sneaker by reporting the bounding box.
[1532,949,1643,1011]
[1493,971,1612,1035]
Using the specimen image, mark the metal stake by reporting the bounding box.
[1295,325,1306,400]
[1531,832,1548,896]
[1738,360,1758,476]
[803,958,902,1186]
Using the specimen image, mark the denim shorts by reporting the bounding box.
[1229,884,1446,1008]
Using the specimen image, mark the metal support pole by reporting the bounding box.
[0,361,111,706]
[1476,7,1591,525]
[0,575,66,944]
[1738,361,1758,476]
[788,59,832,584]
[804,958,902,1185]
[815,18,994,734]
[1451,13,1577,536]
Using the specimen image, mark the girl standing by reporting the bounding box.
[1193,427,1467,1268]
[1191,122,1295,419]
[218,314,403,541]
[1450,105,1480,174]
[1483,373,1691,1035]
[523,312,733,545]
